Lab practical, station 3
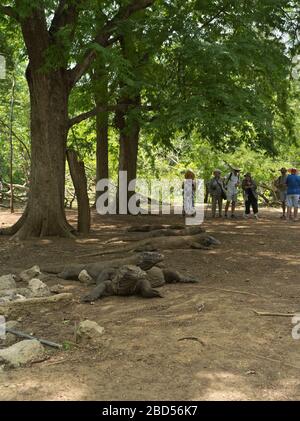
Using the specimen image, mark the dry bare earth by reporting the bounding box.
[0,208,300,401]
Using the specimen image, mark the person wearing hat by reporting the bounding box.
[208,169,225,218]
[224,167,240,218]
[242,172,259,219]
[274,167,288,219]
[285,168,300,221]
[182,169,196,216]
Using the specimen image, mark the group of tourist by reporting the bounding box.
[207,166,300,221]
[208,168,259,219]
[274,167,300,221]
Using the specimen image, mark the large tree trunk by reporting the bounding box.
[0,9,75,240]
[115,95,141,214]
[3,66,73,239]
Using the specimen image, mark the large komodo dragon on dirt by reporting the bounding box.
[80,231,220,258]
[43,252,201,302]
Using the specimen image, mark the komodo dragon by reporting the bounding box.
[42,252,165,281]
[43,252,199,302]
[82,261,200,303]
[106,226,205,244]
[93,232,220,256]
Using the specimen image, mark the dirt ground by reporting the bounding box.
[0,207,300,401]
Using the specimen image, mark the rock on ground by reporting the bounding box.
[19,266,42,283]
[0,339,45,368]
[0,320,20,347]
[78,270,94,285]
[50,284,65,294]
[0,288,32,299]
[77,320,105,344]
[0,275,16,291]
[28,279,51,297]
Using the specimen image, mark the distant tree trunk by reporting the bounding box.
[9,73,16,214]
[67,149,90,234]
[115,94,141,213]
[93,65,109,202]
[96,107,109,200]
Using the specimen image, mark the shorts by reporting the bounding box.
[286,194,299,208]
[278,191,287,202]
[226,191,237,202]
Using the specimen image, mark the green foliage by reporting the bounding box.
[1,0,300,203]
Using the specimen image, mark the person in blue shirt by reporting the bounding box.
[285,168,300,221]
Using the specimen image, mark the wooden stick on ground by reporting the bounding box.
[178,337,205,345]
[6,328,62,349]
[0,293,73,314]
[252,310,300,317]
[196,286,260,297]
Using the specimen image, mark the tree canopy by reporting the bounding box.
[0,0,299,237]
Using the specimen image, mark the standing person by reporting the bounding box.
[182,169,196,216]
[285,168,300,221]
[274,167,288,219]
[224,167,240,218]
[208,169,225,218]
[242,173,259,219]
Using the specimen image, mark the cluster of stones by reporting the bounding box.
[0,266,104,369]
[0,265,63,304]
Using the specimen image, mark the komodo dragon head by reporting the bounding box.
[136,252,164,270]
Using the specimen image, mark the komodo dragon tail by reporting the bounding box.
[41,265,66,274]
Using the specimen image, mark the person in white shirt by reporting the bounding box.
[224,167,240,218]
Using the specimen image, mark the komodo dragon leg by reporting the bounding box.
[82,269,115,302]
[163,269,199,283]
[96,268,116,284]
[81,281,112,302]
[135,279,163,298]
[190,242,210,250]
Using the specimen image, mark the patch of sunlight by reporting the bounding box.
[75,238,101,244]
[39,239,53,244]
[257,251,300,264]
[3,377,90,401]
[193,371,250,401]
[98,224,122,229]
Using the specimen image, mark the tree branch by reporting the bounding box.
[68,105,116,128]
[198,0,232,33]
[0,5,19,20]
[0,118,31,160]
[68,103,153,128]
[68,0,154,86]
[49,0,82,38]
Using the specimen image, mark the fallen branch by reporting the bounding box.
[6,328,62,349]
[253,310,299,317]
[0,293,73,314]
[196,286,260,297]
[178,337,205,345]
[2,181,29,191]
